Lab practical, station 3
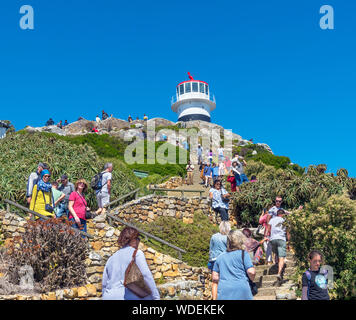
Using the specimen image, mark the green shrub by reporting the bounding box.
[137,212,219,267]
[127,140,189,178]
[285,194,356,300]
[251,152,291,170]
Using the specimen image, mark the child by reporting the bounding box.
[51,181,66,218]
[302,250,330,300]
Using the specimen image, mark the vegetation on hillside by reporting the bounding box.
[27,131,188,180]
[230,160,354,227]
[126,140,189,178]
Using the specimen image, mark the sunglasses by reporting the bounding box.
[43,175,50,178]
[276,200,282,203]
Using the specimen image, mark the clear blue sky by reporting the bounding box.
[1,0,355,176]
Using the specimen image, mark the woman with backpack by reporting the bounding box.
[29,169,55,219]
[302,250,330,300]
[68,179,91,234]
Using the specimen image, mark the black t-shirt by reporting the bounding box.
[302,269,330,300]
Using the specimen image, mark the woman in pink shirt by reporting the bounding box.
[68,179,91,234]
[259,209,273,264]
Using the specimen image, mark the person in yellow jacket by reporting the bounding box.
[29,169,55,219]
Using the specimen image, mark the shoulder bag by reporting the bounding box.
[124,248,152,298]
[242,250,258,296]
[76,192,92,220]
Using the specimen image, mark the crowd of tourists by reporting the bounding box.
[26,162,113,234]
[45,111,149,131]
[22,145,330,301]
[207,199,329,300]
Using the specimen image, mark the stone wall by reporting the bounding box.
[0,209,212,300]
[113,194,237,226]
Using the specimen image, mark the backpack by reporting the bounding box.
[90,172,105,191]
[304,268,328,299]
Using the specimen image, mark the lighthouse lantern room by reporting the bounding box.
[171,72,216,122]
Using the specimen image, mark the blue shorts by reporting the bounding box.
[234,173,249,186]
[69,218,87,237]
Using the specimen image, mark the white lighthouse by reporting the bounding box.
[171,72,216,122]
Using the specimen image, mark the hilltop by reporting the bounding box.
[23,116,274,157]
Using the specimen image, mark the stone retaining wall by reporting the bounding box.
[113,194,237,226]
[0,209,212,300]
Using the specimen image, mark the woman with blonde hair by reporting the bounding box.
[208,221,231,271]
[68,179,91,234]
[212,230,256,300]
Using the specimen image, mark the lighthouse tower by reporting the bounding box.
[171,73,216,122]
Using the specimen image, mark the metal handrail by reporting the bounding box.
[171,92,216,105]
[149,187,205,198]
[3,199,93,239]
[104,188,141,209]
[106,212,186,260]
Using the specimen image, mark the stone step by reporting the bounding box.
[256,274,279,281]
[254,287,277,296]
[255,267,295,277]
[254,295,276,300]
[254,279,278,288]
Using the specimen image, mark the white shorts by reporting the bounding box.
[96,192,110,208]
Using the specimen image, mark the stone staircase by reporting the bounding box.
[167,166,209,198]
[253,251,298,300]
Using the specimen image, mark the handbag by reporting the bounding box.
[256,224,266,236]
[124,248,152,298]
[42,190,54,213]
[76,192,93,220]
[242,250,258,296]
[85,210,93,219]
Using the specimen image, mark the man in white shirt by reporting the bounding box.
[268,196,291,217]
[267,209,290,281]
[95,163,113,215]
